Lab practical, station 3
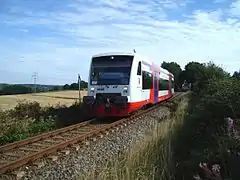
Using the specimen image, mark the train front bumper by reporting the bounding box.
[83,96,95,105]
[83,95,128,107]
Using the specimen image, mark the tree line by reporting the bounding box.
[1,62,239,96]
[161,61,240,91]
[0,81,88,95]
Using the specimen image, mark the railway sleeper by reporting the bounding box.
[3,152,22,158]
[18,147,39,152]
[53,136,70,141]
[31,143,50,148]
[68,131,89,136]
[43,139,61,144]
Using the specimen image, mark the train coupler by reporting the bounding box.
[104,98,112,113]
[114,96,128,107]
[83,96,95,105]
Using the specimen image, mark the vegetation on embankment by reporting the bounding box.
[0,101,93,145]
[172,63,240,179]
[160,62,239,179]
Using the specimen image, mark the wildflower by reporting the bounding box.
[226,117,234,136]
[199,162,222,180]
[199,162,212,179]
[193,174,202,180]
[212,164,221,173]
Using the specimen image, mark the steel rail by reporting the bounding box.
[0,119,94,153]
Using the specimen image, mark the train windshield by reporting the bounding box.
[90,55,133,85]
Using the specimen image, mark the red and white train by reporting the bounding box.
[83,51,175,117]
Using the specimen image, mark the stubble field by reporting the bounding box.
[0,90,87,111]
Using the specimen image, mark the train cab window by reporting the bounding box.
[137,62,142,75]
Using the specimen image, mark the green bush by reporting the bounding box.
[0,119,55,145]
[28,119,55,136]
[198,77,240,119]
[171,61,240,179]
[10,100,42,120]
[0,99,92,145]
[0,100,58,145]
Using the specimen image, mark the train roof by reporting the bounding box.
[91,52,174,76]
[92,52,135,58]
[160,66,173,76]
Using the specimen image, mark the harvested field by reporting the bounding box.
[0,90,87,111]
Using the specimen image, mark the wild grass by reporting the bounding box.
[78,96,189,180]
[0,116,55,145]
[0,107,56,145]
[0,99,93,145]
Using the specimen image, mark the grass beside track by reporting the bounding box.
[0,90,92,145]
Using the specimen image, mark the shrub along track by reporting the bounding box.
[0,92,184,177]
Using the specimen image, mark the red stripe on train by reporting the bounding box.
[94,94,171,117]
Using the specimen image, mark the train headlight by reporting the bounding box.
[90,87,95,93]
[123,86,128,93]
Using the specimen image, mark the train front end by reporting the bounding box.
[83,53,133,117]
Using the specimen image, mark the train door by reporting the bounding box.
[154,72,158,103]
[136,61,143,104]
[168,75,172,96]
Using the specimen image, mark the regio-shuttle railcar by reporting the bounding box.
[83,52,175,117]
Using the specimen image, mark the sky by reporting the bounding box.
[0,0,240,85]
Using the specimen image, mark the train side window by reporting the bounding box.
[137,62,142,75]
[142,71,152,89]
[159,78,169,90]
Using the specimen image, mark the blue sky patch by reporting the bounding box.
[0,0,239,85]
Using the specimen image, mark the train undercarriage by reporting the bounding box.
[83,93,129,117]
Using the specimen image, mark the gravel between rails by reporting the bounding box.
[1,106,171,180]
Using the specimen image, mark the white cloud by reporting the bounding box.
[0,0,240,84]
[213,0,228,3]
[229,0,240,17]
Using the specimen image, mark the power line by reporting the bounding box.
[32,72,38,93]
[0,69,87,81]
[78,74,81,103]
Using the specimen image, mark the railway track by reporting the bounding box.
[0,92,185,176]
